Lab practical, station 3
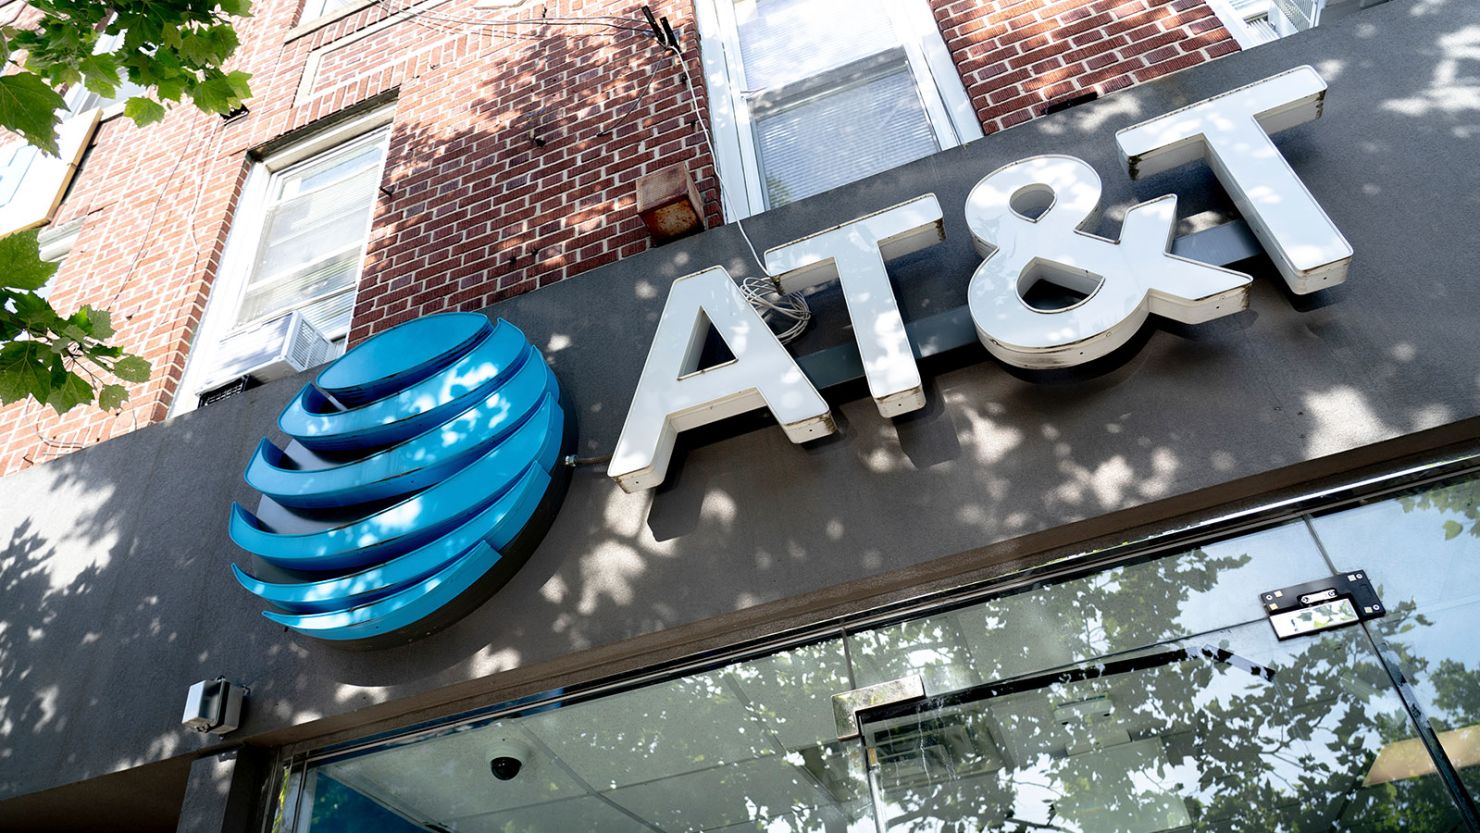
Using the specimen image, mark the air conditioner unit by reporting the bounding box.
[196,311,334,405]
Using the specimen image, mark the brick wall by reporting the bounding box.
[932,0,1237,133]
[0,0,1236,476]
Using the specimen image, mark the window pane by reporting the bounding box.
[233,134,385,330]
[849,515,1471,830]
[237,251,359,327]
[735,0,899,91]
[253,203,374,286]
[279,142,385,200]
[264,169,377,245]
[754,66,938,207]
[859,623,1466,831]
[1308,473,1480,798]
[847,521,1331,693]
[0,143,40,208]
[304,0,361,21]
[281,639,874,833]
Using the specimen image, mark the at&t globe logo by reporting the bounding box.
[228,313,570,646]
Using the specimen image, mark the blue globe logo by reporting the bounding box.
[228,312,570,646]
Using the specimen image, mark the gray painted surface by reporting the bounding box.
[175,749,269,833]
[2,0,1478,815]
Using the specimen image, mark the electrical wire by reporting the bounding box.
[740,275,810,343]
[662,40,813,344]
[110,118,207,306]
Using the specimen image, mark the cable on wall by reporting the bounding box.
[355,2,814,343]
[659,36,812,344]
[372,0,813,342]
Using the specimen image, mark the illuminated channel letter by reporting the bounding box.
[965,155,1252,369]
[609,267,835,493]
[1115,66,1353,294]
[764,195,945,418]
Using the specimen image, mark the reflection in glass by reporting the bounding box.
[858,624,1464,831]
[847,523,1330,694]
[287,638,874,832]
[274,474,1480,832]
[1310,473,1480,799]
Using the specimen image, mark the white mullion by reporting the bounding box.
[240,240,362,298]
[886,0,984,147]
[170,161,275,418]
[704,0,768,218]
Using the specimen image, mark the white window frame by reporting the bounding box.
[35,218,84,301]
[302,0,359,21]
[171,105,395,418]
[693,0,982,220]
[1205,0,1302,48]
[0,89,101,237]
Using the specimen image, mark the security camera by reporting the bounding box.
[488,739,531,782]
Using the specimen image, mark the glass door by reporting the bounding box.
[846,521,1478,831]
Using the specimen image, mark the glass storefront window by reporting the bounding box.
[846,522,1331,694]
[274,473,1480,832]
[280,638,873,833]
[1309,473,1480,800]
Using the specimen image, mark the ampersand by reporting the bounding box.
[964,154,1252,369]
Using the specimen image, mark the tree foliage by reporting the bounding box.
[0,1,253,416]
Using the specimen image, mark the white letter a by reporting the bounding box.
[609,267,834,493]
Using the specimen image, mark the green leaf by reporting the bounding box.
[217,0,254,17]
[123,96,167,126]
[73,304,113,340]
[180,26,239,66]
[111,354,152,383]
[0,72,65,154]
[0,229,59,291]
[97,382,128,411]
[225,69,253,100]
[1443,520,1464,540]
[190,73,240,113]
[79,52,122,97]
[9,290,56,331]
[0,341,52,405]
[45,369,94,413]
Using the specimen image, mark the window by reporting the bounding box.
[301,0,364,24]
[0,26,144,237]
[0,106,99,237]
[232,129,388,337]
[695,0,981,217]
[1207,0,1303,48]
[173,108,393,416]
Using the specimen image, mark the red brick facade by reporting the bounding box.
[0,0,1234,476]
[936,0,1237,132]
